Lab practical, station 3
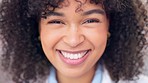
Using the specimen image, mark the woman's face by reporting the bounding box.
[40,0,109,79]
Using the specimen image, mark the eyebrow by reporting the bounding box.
[82,9,105,16]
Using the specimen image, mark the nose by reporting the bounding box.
[63,25,85,47]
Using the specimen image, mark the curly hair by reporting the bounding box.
[0,0,147,83]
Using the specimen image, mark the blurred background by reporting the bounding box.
[0,0,147,83]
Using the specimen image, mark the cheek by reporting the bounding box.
[39,29,63,61]
[83,28,107,48]
[39,21,60,49]
[82,22,108,46]
[40,28,62,49]
[91,33,107,50]
[90,32,107,61]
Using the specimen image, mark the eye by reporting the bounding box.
[82,18,100,24]
[48,20,65,24]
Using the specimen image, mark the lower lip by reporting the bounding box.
[57,50,90,65]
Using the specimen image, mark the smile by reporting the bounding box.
[60,50,89,60]
[57,49,91,65]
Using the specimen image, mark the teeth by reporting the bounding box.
[60,51,88,60]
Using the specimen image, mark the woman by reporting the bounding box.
[0,0,148,83]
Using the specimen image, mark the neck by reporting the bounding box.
[56,66,96,83]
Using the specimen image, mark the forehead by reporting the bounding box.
[54,0,104,13]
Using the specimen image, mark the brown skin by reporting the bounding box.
[40,0,109,83]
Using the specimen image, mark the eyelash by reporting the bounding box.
[82,18,100,24]
[48,20,65,24]
[47,18,100,25]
